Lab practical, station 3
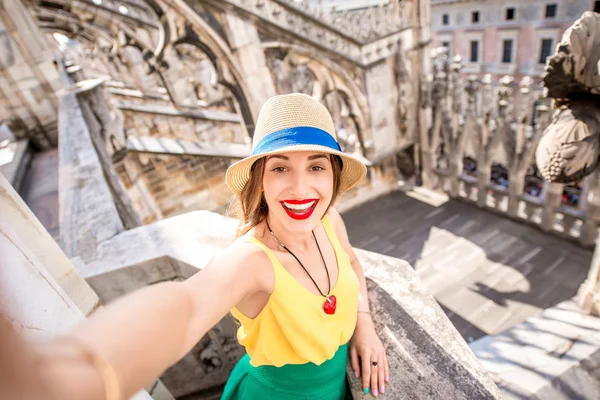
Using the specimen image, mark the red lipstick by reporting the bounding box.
[280,199,319,220]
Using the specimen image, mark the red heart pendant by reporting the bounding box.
[323,295,337,315]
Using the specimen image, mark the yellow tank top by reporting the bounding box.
[230,214,359,367]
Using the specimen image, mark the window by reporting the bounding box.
[595,1,600,12]
[470,40,479,63]
[442,14,449,25]
[502,39,513,63]
[539,39,553,64]
[506,8,515,20]
[472,11,480,23]
[442,41,451,55]
[545,4,557,17]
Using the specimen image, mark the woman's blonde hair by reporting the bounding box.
[229,155,344,237]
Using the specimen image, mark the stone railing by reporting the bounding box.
[207,0,410,65]
[419,47,599,247]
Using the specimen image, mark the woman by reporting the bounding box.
[212,93,389,398]
[0,94,388,399]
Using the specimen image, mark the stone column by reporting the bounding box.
[447,154,462,198]
[507,171,525,217]
[221,13,276,115]
[540,181,563,232]
[420,147,438,189]
[476,163,491,207]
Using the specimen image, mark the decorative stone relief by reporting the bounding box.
[222,0,407,65]
[323,90,362,155]
[536,12,600,184]
[395,49,412,140]
[265,49,316,95]
[290,64,316,95]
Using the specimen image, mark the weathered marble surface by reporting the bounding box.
[58,92,124,261]
[0,173,99,316]
[349,249,503,399]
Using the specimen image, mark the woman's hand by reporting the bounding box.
[349,313,389,397]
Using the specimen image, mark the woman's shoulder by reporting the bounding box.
[218,234,271,268]
[325,207,344,229]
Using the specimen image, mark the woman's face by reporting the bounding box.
[263,151,334,233]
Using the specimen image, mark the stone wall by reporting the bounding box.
[117,153,233,222]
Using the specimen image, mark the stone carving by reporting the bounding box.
[265,49,316,95]
[276,0,405,42]
[490,76,515,169]
[290,64,316,95]
[536,103,600,183]
[535,12,600,184]
[429,48,450,174]
[395,49,412,140]
[222,0,407,64]
[323,90,362,155]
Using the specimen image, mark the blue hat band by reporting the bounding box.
[252,126,341,156]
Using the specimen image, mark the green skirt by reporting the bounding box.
[221,344,350,400]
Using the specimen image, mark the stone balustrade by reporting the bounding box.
[419,48,599,247]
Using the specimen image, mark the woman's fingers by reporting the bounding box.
[377,352,386,395]
[360,350,371,394]
[370,356,379,397]
[355,345,388,397]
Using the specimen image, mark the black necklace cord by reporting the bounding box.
[265,218,332,298]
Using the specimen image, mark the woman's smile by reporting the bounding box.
[280,199,320,220]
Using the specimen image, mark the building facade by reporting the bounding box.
[431,0,597,81]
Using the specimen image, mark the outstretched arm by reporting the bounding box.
[33,243,265,400]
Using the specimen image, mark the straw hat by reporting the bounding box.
[225,93,368,196]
